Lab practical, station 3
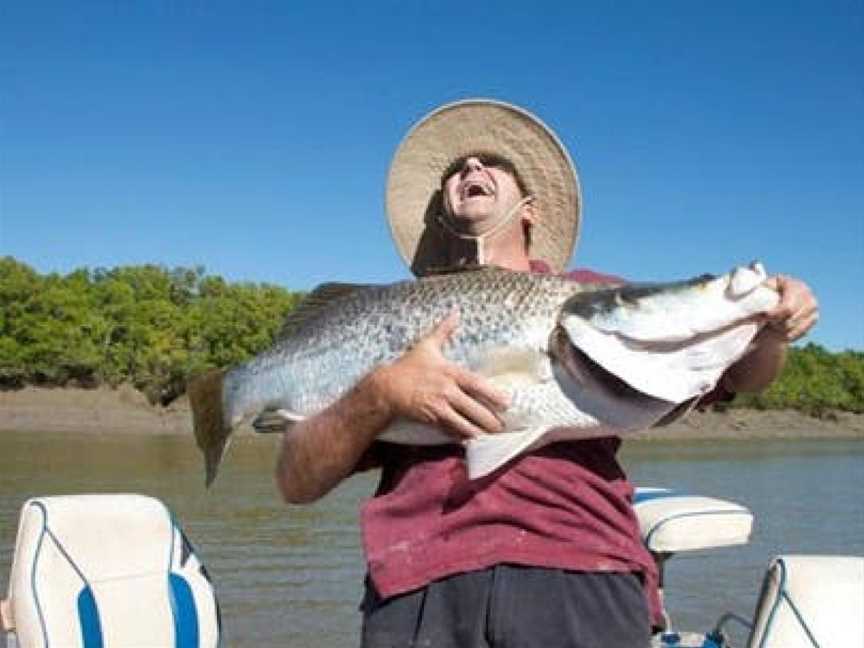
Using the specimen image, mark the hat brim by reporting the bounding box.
[386,99,581,275]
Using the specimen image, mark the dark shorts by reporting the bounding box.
[360,565,651,648]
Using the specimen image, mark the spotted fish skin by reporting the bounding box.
[226,268,590,424]
[189,264,778,485]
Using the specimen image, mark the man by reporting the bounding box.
[274,100,818,647]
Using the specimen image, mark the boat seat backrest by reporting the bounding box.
[3,494,219,648]
[747,554,864,648]
[634,488,753,553]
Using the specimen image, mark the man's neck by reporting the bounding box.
[483,246,532,272]
[481,226,532,271]
[438,221,531,272]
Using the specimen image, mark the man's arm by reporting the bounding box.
[274,371,393,504]
[274,312,510,504]
[722,274,819,393]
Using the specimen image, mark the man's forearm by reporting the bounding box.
[722,327,788,394]
[275,371,393,504]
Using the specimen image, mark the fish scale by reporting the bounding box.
[254,269,584,409]
[189,264,778,486]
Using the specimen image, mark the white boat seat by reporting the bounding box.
[1,493,220,648]
[634,488,753,553]
[746,554,864,648]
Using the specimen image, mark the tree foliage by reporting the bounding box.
[0,257,302,404]
[732,343,864,416]
[1,256,862,416]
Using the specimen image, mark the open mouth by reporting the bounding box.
[461,180,494,200]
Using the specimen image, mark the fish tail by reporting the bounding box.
[188,368,230,488]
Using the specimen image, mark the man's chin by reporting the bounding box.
[451,206,498,229]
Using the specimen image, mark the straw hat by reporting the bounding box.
[386,99,581,275]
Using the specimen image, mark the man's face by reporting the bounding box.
[442,155,526,229]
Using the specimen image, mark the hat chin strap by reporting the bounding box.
[436,195,534,265]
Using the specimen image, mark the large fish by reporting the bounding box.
[189,263,778,486]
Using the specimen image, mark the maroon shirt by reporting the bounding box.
[359,266,663,625]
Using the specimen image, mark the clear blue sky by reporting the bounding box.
[1,1,862,350]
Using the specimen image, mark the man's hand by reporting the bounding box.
[760,275,820,343]
[371,311,511,440]
[723,274,819,394]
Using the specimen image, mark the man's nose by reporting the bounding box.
[462,157,484,174]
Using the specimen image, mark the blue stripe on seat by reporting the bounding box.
[170,573,200,647]
[633,488,678,504]
[77,586,104,648]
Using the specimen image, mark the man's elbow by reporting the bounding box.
[275,474,320,505]
[274,461,328,505]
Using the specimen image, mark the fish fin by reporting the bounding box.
[474,347,550,390]
[464,428,549,479]
[379,418,458,445]
[187,368,230,488]
[277,282,370,338]
[252,408,305,433]
[652,396,700,427]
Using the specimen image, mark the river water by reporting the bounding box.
[1,432,861,646]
